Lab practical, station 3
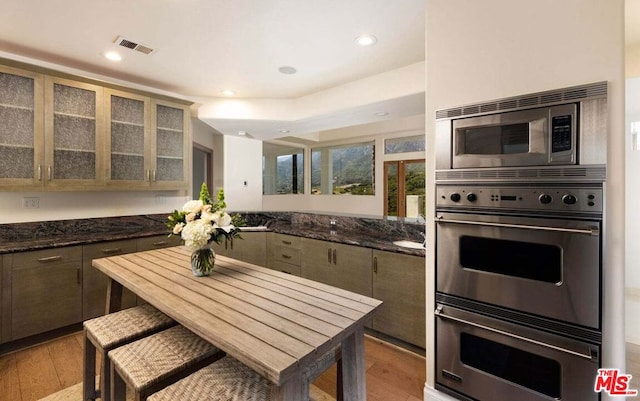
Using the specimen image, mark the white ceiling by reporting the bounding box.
[2,1,637,139]
[0,0,425,139]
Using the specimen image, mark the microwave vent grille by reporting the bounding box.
[436,81,607,120]
[436,166,606,182]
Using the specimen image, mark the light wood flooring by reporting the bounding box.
[0,331,425,401]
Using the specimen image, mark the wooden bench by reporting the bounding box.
[108,325,226,401]
[83,304,175,401]
[147,348,343,401]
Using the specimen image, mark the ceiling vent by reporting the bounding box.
[114,36,155,55]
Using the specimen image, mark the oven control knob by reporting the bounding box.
[450,193,461,202]
[562,194,577,205]
[466,193,477,202]
[539,194,552,205]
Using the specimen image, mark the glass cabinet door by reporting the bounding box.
[0,65,44,187]
[152,100,189,188]
[44,77,104,187]
[105,89,150,185]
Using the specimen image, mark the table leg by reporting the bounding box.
[341,326,366,401]
[105,278,123,314]
[271,370,306,401]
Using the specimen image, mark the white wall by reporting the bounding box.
[424,1,625,399]
[625,77,640,345]
[222,135,263,211]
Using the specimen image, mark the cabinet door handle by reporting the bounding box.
[146,169,150,181]
[373,256,378,273]
[101,247,122,254]
[153,241,168,247]
[37,165,42,181]
[281,254,292,259]
[333,249,337,265]
[152,170,157,182]
[282,240,292,245]
[38,255,62,263]
[327,248,332,263]
[230,238,234,250]
[47,166,52,181]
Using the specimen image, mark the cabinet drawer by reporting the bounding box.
[271,246,301,266]
[271,233,301,248]
[83,239,137,260]
[137,235,182,251]
[11,245,82,267]
[270,260,301,276]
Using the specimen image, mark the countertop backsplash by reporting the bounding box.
[0,212,425,256]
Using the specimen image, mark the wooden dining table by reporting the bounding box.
[92,245,383,401]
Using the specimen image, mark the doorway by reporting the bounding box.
[193,143,213,200]
[384,159,425,218]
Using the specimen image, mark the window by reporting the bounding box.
[311,142,374,195]
[384,159,425,217]
[384,135,425,154]
[262,143,304,195]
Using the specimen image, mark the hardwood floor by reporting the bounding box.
[0,332,426,401]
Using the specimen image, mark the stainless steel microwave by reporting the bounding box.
[452,104,576,169]
[435,82,608,171]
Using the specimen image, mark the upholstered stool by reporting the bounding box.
[108,325,226,401]
[147,348,343,401]
[83,304,175,401]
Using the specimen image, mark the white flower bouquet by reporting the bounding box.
[167,184,243,275]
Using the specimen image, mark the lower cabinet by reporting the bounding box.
[9,246,83,340]
[212,232,267,267]
[82,239,138,320]
[372,250,425,348]
[301,238,372,297]
[267,233,302,276]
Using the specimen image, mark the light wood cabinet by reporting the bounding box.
[136,234,183,251]
[105,91,190,189]
[301,238,372,297]
[0,64,44,188]
[0,60,191,191]
[9,246,83,340]
[211,232,268,267]
[82,240,138,320]
[372,250,425,348]
[267,233,302,276]
[44,76,105,189]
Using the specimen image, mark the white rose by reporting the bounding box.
[186,212,197,222]
[172,222,184,234]
[182,200,204,214]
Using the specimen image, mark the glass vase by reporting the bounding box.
[190,245,215,276]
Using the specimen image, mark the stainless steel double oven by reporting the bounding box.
[434,82,608,401]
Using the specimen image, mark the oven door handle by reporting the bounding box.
[434,306,597,361]
[435,216,599,236]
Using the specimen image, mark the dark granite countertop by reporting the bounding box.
[0,212,425,257]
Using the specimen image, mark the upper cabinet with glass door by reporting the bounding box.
[151,100,190,189]
[0,65,44,189]
[105,93,189,189]
[44,76,104,189]
[105,89,150,187]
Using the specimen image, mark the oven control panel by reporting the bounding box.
[436,185,603,213]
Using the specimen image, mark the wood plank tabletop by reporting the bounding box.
[92,245,382,387]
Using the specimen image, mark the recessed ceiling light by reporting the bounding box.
[238,131,247,136]
[374,111,389,116]
[104,51,122,61]
[279,129,290,134]
[222,90,236,96]
[278,66,297,75]
[355,34,377,46]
